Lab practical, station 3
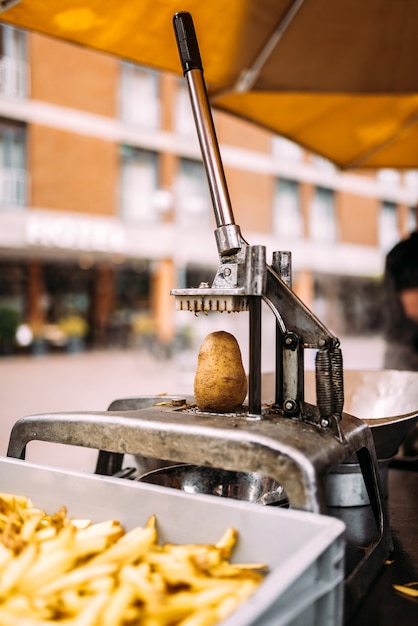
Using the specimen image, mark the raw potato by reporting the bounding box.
[194,331,247,413]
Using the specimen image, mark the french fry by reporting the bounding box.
[68,591,110,626]
[215,526,238,558]
[0,542,13,575]
[0,492,32,508]
[71,521,124,559]
[120,562,166,606]
[18,527,77,594]
[0,492,267,625]
[39,563,119,597]
[0,541,37,597]
[99,577,137,626]
[90,525,157,566]
[20,511,44,543]
[176,611,219,626]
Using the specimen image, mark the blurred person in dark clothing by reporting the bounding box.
[383,234,418,370]
[383,206,418,455]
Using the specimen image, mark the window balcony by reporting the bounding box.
[0,166,26,207]
[120,63,160,129]
[0,56,28,98]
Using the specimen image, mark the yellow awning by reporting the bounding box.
[2,0,418,169]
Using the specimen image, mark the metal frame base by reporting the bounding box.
[7,396,393,617]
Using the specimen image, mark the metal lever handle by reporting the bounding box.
[173,12,203,74]
[173,12,241,254]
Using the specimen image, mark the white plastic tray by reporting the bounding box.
[0,457,345,626]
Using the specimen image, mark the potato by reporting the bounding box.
[194,331,247,413]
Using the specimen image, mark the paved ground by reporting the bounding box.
[0,347,198,472]
[0,334,386,473]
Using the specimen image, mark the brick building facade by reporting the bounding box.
[0,24,417,353]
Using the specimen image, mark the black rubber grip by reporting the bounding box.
[173,12,203,74]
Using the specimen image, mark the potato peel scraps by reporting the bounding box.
[393,581,418,598]
[0,493,267,625]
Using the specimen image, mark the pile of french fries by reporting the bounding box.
[0,492,267,625]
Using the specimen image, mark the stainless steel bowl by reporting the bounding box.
[138,464,289,507]
[264,369,418,458]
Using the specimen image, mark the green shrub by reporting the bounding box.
[0,307,21,353]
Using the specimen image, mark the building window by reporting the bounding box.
[311,154,337,173]
[377,168,401,185]
[175,158,211,225]
[404,169,418,194]
[0,119,26,208]
[120,63,160,129]
[0,25,27,98]
[313,273,385,336]
[272,136,303,163]
[120,146,158,222]
[273,178,302,239]
[378,201,399,251]
[309,187,336,242]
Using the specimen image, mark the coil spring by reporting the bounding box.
[330,347,344,415]
[315,349,333,417]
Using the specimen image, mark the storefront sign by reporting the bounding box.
[26,214,126,253]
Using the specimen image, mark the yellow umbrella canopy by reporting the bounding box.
[2,0,418,169]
